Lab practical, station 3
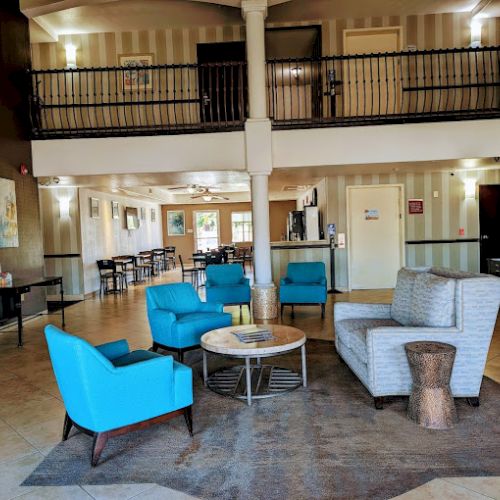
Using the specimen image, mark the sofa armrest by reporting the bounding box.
[319,277,327,286]
[334,302,392,322]
[239,277,250,286]
[280,277,291,286]
[205,279,214,288]
[198,301,224,313]
[95,339,130,360]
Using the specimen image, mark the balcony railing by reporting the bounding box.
[266,46,500,128]
[29,61,247,139]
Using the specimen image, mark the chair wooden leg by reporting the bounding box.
[374,397,384,410]
[62,412,73,441]
[280,304,284,319]
[178,349,184,363]
[150,342,159,353]
[291,305,295,319]
[467,397,480,407]
[91,432,108,467]
[321,303,325,319]
[183,406,193,437]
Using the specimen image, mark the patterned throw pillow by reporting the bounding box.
[391,268,419,326]
[410,273,456,327]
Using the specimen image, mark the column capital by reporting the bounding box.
[241,0,268,19]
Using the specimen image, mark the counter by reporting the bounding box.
[270,240,331,288]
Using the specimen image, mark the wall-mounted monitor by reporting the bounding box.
[125,207,140,230]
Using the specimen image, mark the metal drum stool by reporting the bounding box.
[405,341,458,430]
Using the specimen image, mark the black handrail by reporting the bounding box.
[28,61,247,139]
[266,45,500,128]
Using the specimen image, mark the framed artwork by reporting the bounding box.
[0,178,18,248]
[151,208,156,223]
[167,210,185,236]
[90,197,100,218]
[140,207,146,220]
[118,53,154,90]
[111,201,119,219]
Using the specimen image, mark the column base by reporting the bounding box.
[252,284,278,320]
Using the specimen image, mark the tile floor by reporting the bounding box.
[0,268,499,500]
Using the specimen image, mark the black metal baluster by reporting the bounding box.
[383,54,389,116]
[429,51,435,114]
[444,51,450,114]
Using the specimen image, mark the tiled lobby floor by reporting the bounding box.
[0,269,498,500]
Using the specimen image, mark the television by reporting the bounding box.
[125,207,140,230]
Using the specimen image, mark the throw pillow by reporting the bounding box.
[410,273,456,327]
[391,268,419,326]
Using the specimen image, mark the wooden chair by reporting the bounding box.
[179,255,200,288]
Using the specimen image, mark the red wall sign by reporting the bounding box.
[408,199,424,214]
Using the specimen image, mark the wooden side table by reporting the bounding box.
[405,341,458,429]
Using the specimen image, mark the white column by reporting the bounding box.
[242,0,267,119]
[251,173,272,285]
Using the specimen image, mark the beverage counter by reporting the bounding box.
[270,240,331,289]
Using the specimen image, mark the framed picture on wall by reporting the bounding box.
[111,201,119,219]
[0,177,19,248]
[140,207,146,220]
[118,53,154,90]
[151,208,156,222]
[90,197,100,218]
[167,210,185,236]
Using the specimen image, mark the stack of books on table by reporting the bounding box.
[232,326,274,343]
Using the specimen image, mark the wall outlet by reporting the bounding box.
[433,191,439,198]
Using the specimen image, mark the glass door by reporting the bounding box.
[194,210,220,251]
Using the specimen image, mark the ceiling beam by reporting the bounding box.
[20,0,121,19]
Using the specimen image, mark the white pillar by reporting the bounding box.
[251,173,272,285]
[242,0,267,119]
[242,0,277,318]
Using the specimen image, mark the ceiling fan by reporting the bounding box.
[190,187,229,202]
[167,184,228,201]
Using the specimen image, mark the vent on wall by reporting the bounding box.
[282,185,310,192]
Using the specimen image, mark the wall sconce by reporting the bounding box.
[65,44,77,69]
[290,66,303,79]
[464,178,476,199]
[470,19,482,48]
[59,197,70,218]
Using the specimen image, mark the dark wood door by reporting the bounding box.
[479,184,500,272]
[197,41,246,123]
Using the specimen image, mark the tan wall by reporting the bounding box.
[31,14,500,70]
[161,200,296,260]
[326,168,500,289]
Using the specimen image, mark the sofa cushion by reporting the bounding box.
[335,318,401,364]
[410,272,456,327]
[391,268,419,326]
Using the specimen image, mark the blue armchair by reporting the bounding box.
[279,262,327,319]
[44,324,193,466]
[206,264,251,314]
[146,282,232,361]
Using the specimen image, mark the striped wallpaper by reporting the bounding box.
[326,168,500,289]
[31,13,500,70]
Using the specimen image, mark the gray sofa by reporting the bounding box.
[334,267,500,409]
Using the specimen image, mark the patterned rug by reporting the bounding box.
[23,341,500,499]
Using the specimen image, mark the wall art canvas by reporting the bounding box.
[119,53,154,90]
[0,178,18,248]
[167,210,185,236]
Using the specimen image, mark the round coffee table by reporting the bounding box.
[201,324,307,406]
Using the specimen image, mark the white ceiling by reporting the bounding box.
[38,157,500,204]
[25,0,497,42]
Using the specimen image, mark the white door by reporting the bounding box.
[348,185,404,289]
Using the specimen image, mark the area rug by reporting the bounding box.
[23,340,500,499]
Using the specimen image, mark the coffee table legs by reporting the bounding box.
[245,357,252,406]
[203,350,208,386]
[301,344,307,387]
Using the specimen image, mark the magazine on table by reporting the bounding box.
[232,325,275,343]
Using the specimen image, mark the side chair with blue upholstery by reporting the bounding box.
[205,263,251,315]
[44,324,193,467]
[146,282,232,362]
[279,262,327,319]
